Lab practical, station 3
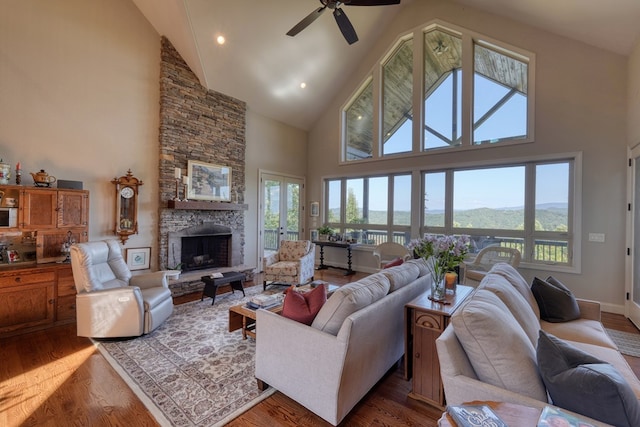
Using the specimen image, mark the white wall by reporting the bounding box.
[307,0,629,310]
[0,0,309,273]
[245,109,308,270]
[0,0,161,265]
[630,41,640,147]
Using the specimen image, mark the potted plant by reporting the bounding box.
[164,262,182,280]
[317,225,334,241]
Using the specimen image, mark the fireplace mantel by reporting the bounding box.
[167,200,248,211]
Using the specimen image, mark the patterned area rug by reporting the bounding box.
[606,328,640,357]
[94,284,274,426]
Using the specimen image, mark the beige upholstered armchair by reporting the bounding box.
[263,240,315,289]
[372,242,411,270]
[70,239,173,338]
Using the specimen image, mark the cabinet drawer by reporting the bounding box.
[0,271,56,288]
[57,268,76,296]
[56,295,76,321]
[413,311,446,332]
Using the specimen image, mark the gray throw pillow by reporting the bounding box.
[531,276,580,322]
[537,330,640,427]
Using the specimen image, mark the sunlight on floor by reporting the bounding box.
[0,345,95,427]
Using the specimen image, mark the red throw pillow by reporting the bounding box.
[282,284,327,325]
[383,257,404,268]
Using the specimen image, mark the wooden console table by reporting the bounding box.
[312,240,359,275]
[404,285,474,409]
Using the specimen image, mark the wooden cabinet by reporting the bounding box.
[0,264,76,337]
[404,285,474,409]
[21,188,58,229]
[58,190,89,228]
[20,187,89,230]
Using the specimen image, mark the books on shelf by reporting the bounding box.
[447,405,507,427]
[537,405,595,427]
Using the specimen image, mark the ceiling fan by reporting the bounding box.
[286,0,401,45]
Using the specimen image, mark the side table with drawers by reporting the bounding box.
[404,285,474,409]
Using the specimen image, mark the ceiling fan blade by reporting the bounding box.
[343,0,401,6]
[333,8,358,45]
[286,6,326,37]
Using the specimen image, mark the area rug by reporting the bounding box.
[606,328,640,357]
[94,285,275,427]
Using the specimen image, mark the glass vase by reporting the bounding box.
[430,277,447,302]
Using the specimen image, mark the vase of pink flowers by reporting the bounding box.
[407,234,470,301]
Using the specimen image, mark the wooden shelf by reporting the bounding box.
[167,200,248,211]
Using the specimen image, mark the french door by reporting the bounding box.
[627,145,640,328]
[259,171,305,267]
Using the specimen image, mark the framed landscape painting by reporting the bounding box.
[187,160,232,201]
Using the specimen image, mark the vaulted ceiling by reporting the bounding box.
[132,0,640,131]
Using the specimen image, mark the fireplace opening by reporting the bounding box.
[181,233,231,272]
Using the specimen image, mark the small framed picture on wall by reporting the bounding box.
[310,201,320,217]
[126,247,151,271]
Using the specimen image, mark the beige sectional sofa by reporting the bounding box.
[255,258,432,426]
[436,263,640,426]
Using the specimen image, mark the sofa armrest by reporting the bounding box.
[576,298,601,321]
[76,287,144,337]
[255,309,347,423]
[263,252,280,269]
[130,271,168,289]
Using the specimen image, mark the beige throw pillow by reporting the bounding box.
[451,289,548,402]
[311,274,390,335]
[380,263,420,292]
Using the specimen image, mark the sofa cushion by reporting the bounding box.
[311,274,390,335]
[380,263,420,292]
[531,277,581,323]
[405,257,429,277]
[451,289,548,401]
[537,330,640,427]
[282,284,327,325]
[479,276,540,346]
[541,318,618,349]
[488,263,540,318]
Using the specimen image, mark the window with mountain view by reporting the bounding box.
[342,23,533,162]
[423,160,572,265]
[324,174,412,245]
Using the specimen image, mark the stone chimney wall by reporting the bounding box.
[158,37,246,270]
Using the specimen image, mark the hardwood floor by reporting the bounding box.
[2,269,639,427]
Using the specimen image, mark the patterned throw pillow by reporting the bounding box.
[281,284,327,325]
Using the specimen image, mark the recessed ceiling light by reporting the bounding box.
[300,82,306,89]
[216,35,225,45]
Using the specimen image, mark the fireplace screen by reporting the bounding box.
[180,234,231,271]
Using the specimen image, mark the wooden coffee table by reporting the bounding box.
[228,283,339,339]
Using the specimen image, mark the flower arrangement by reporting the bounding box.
[407,234,470,286]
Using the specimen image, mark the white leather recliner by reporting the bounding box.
[70,239,173,338]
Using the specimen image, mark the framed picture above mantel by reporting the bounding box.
[187,160,231,202]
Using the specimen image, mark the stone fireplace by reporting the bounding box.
[157,37,250,297]
[168,223,241,272]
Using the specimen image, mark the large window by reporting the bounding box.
[324,174,412,245]
[423,159,574,266]
[342,22,534,162]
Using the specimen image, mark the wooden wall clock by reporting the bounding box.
[111,169,143,244]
